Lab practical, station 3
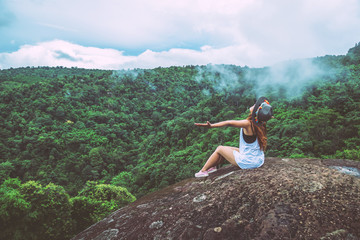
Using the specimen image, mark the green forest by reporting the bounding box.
[1,43,360,239]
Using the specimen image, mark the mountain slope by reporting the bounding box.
[72,158,360,240]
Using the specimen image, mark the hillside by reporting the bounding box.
[1,42,360,239]
[72,158,360,240]
[1,57,359,198]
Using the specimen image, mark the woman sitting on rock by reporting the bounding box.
[194,97,273,178]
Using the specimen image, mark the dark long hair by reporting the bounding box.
[246,113,268,151]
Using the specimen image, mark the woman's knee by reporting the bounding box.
[215,146,237,165]
[216,145,224,152]
[216,146,232,155]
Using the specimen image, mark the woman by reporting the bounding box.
[194,97,273,177]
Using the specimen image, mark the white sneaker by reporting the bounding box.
[207,167,217,173]
[195,170,209,178]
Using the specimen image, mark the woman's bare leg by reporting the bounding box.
[201,146,239,172]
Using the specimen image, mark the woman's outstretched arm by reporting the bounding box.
[195,120,250,128]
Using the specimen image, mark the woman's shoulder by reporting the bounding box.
[238,119,252,126]
[241,119,254,135]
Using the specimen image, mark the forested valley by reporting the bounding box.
[1,43,360,239]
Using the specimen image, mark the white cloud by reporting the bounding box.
[0,40,134,69]
[0,40,266,69]
[1,0,360,69]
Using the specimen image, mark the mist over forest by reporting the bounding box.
[1,43,360,239]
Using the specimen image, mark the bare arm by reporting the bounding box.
[195,120,250,128]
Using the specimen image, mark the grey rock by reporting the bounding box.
[149,221,164,229]
[72,158,360,240]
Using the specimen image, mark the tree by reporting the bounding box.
[71,181,136,233]
[0,179,74,240]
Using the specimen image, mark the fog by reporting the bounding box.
[111,57,338,102]
[248,58,331,99]
[195,58,337,100]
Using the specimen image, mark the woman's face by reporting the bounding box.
[249,104,255,113]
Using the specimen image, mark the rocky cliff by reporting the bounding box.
[72,158,360,240]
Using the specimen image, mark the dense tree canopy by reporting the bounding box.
[0,42,360,239]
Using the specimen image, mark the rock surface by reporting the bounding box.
[72,158,360,240]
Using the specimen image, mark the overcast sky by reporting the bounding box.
[1,0,360,70]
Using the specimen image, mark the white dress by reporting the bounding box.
[233,129,264,169]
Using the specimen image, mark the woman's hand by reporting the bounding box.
[194,121,212,128]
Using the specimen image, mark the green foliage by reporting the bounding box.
[1,48,360,238]
[0,161,14,179]
[0,178,135,239]
[71,181,136,232]
[343,42,360,65]
[77,181,136,206]
[0,179,73,240]
[111,171,135,192]
[2,64,360,195]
